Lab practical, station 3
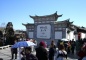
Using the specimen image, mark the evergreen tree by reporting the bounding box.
[5,22,15,45]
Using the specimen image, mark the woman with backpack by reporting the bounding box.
[55,44,67,60]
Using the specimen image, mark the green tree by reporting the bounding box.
[5,22,15,45]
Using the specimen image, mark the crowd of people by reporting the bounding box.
[3,38,86,60]
[57,38,86,60]
[10,39,67,60]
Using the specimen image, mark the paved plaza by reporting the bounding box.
[0,47,11,60]
[0,46,78,60]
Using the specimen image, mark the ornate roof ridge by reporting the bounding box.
[22,23,34,26]
[54,18,70,23]
[29,11,62,19]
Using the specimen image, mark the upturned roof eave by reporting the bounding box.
[29,11,62,20]
[22,23,34,26]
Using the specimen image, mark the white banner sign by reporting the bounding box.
[37,24,51,39]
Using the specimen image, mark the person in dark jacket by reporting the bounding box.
[71,39,75,54]
[35,41,48,60]
[49,41,56,60]
[10,40,18,60]
[11,48,17,59]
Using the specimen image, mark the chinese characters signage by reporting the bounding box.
[37,24,51,39]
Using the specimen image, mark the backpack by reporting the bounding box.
[57,50,67,59]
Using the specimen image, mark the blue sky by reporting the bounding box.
[0,0,86,30]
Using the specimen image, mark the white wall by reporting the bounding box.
[66,28,75,41]
[69,31,74,40]
[73,33,86,40]
[66,28,70,40]
[81,33,86,39]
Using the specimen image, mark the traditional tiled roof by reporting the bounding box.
[22,23,34,26]
[71,24,86,32]
[29,11,62,20]
[23,12,86,33]
[54,18,72,24]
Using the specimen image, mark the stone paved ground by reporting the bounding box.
[0,47,11,60]
[0,47,78,60]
